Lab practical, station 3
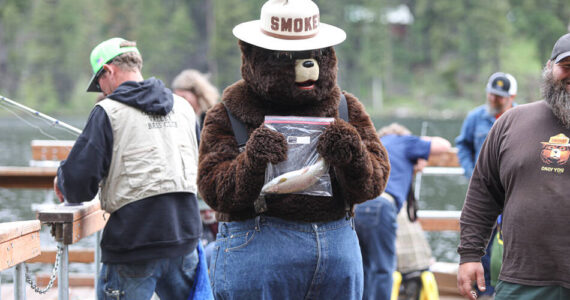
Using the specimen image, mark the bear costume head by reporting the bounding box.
[198,0,389,222]
[238,42,337,106]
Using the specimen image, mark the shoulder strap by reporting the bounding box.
[224,94,351,215]
[337,92,353,219]
[339,93,349,122]
[223,103,248,151]
[224,94,348,148]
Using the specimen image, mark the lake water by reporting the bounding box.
[0,112,469,281]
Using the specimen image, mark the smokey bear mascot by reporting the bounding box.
[198,0,390,298]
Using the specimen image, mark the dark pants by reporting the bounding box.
[496,281,570,300]
[354,196,398,300]
[477,227,497,296]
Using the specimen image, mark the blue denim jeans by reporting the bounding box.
[354,195,398,300]
[97,249,198,300]
[210,215,363,300]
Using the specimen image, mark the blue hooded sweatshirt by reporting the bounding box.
[57,78,202,263]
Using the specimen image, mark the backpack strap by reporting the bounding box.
[224,103,248,152]
[339,92,348,122]
[224,103,269,213]
[337,93,353,220]
[223,93,350,215]
[224,93,348,150]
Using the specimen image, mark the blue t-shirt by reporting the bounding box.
[381,134,431,212]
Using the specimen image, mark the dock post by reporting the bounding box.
[94,230,102,296]
[14,263,26,300]
[58,242,69,300]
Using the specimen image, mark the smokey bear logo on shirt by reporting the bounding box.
[540,133,570,167]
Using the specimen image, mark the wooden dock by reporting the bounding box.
[1,285,95,300]
[0,141,466,299]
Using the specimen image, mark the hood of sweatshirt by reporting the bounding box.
[107,77,173,115]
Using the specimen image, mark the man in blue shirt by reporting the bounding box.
[455,72,517,298]
[355,123,451,300]
[455,72,517,178]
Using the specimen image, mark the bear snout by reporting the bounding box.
[295,58,319,89]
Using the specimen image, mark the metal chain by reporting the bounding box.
[24,243,63,294]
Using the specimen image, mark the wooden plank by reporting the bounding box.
[431,262,461,296]
[0,231,41,270]
[37,198,108,245]
[419,218,460,231]
[0,166,56,189]
[0,220,41,242]
[35,273,94,288]
[68,209,108,244]
[433,271,461,296]
[31,140,74,161]
[417,210,460,232]
[427,148,460,167]
[0,221,42,270]
[27,249,94,264]
[37,198,103,223]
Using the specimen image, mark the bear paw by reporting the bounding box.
[317,120,363,166]
[245,126,288,167]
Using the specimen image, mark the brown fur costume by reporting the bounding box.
[198,41,390,222]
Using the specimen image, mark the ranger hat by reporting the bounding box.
[232,0,346,51]
[550,33,570,64]
[486,72,511,98]
[86,37,140,92]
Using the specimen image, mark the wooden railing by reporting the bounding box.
[0,140,72,189]
[0,200,106,299]
[30,140,74,167]
[0,220,42,299]
[418,147,464,232]
[0,141,465,299]
[35,198,107,299]
[37,199,107,245]
[427,147,460,167]
[0,167,57,189]
[0,140,107,299]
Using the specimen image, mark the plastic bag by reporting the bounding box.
[261,116,333,197]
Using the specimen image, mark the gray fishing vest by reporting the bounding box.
[96,95,198,213]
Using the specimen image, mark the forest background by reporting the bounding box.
[0,0,569,119]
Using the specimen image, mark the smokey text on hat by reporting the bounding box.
[270,14,319,34]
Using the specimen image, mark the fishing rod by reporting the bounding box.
[0,94,82,136]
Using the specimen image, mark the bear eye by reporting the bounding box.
[273,51,293,60]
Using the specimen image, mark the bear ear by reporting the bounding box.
[238,40,254,57]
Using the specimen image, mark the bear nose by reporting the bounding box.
[303,61,314,68]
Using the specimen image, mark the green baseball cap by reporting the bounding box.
[86,37,140,92]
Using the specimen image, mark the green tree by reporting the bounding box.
[210,0,259,90]
[509,0,570,62]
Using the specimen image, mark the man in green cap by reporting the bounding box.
[54,37,210,299]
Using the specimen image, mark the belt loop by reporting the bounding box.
[255,215,261,231]
[221,222,229,236]
[350,216,355,230]
[254,194,268,214]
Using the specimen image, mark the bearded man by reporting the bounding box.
[456,72,517,179]
[455,71,518,298]
[457,33,570,300]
